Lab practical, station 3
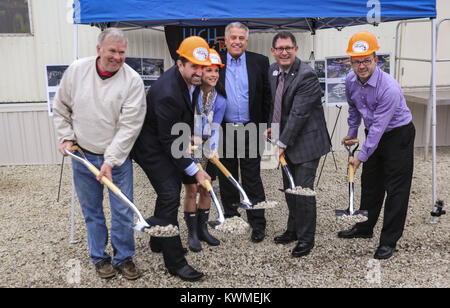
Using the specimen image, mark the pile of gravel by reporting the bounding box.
[0,148,448,288]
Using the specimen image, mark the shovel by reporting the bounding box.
[64,146,179,236]
[209,157,277,210]
[335,139,368,219]
[195,162,226,229]
[266,137,316,197]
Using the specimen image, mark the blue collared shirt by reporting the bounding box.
[224,52,250,123]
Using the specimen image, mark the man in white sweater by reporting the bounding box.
[53,28,146,280]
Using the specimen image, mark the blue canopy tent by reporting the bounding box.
[71,0,441,221]
[73,0,436,31]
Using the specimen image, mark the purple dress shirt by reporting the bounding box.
[345,66,412,162]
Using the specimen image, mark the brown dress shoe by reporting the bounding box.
[115,259,141,280]
[95,259,116,279]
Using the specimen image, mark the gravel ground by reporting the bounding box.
[0,148,448,288]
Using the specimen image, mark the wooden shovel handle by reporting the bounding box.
[196,163,213,191]
[279,153,288,167]
[71,145,121,195]
[348,157,355,183]
[343,138,359,146]
[209,157,232,178]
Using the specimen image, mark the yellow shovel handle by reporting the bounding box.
[209,157,232,178]
[348,157,355,183]
[279,154,288,167]
[71,145,121,195]
[196,163,213,191]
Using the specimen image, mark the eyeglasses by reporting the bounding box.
[273,46,295,53]
[351,58,374,66]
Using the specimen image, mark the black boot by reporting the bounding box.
[197,208,220,246]
[184,212,202,252]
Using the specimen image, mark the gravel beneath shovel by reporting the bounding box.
[0,147,448,288]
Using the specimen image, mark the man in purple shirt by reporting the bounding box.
[338,31,416,260]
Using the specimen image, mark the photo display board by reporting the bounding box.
[304,60,326,103]
[324,53,392,106]
[125,57,164,95]
[45,64,69,116]
[45,57,164,116]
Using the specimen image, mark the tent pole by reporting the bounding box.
[70,23,79,244]
[313,32,316,58]
[430,18,437,223]
[74,24,78,61]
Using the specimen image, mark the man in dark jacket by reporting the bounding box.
[268,31,330,257]
[217,22,272,243]
[132,36,211,282]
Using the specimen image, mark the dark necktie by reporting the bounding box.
[272,71,285,124]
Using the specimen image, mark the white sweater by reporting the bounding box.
[53,56,146,167]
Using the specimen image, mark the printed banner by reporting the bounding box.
[45,64,69,116]
[324,53,392,106]
[125,57,164,94]
[164,25,226,62]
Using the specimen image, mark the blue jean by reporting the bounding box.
[72,152,135,266]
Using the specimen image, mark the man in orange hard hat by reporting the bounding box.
[338,31,415,260]
[132,36,212,281]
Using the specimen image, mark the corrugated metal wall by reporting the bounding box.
[1,0,449,165]
[0,103,59,165]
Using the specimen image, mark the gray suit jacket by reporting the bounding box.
[269,57,330,164]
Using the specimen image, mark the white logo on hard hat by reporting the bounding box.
[193,47,208,61]
[352,40,369,54]
[209,53,221,65]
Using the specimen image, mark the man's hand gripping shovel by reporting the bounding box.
[335,139,368,221]
[64,145,179,237]
[266,137,316,197]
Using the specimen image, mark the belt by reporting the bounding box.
[78,145,103,156]
[365,121,413,137]
[225,121,250,127]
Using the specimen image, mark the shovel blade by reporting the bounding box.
[208,220,222,229]
[132,222,149,233]
[279,188,316,197]
[335,208,368,217]
[231,202,252,210]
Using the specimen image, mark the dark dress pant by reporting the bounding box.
[217,123,266,231]
[141,166,187,271]
[282,156,320,245]
[356,122,415,247]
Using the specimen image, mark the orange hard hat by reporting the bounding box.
[346,31,380,57]
[176,36,212,66]
[208,48,224,68]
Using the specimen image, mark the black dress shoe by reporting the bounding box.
[168,264,204,282]
[337,226,373,239]
[292,242,314,258]
[374,245,396,260]
[274,231,297,244]
[251,229,265,243]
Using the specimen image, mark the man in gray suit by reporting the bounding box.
[267,31,330,257]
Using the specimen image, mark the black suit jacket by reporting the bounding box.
[269,58,330,164]
[131,65,197,178]
[219,51,271,125]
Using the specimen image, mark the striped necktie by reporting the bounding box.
[272,71,285,124]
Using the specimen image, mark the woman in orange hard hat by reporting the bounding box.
[182,48,227,252]
[338,31,415,260]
